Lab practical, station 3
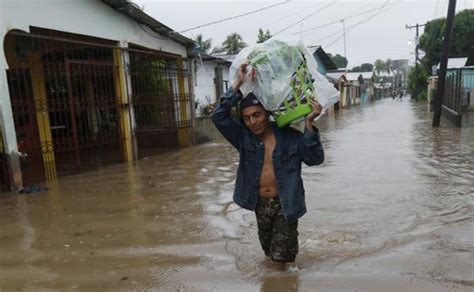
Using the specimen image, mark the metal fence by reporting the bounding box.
[5,31,123,185]
[129,49,192,157]
[444,69,473,113]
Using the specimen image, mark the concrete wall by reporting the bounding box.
[194,61,217,116]
[194,59,230,116]
[194,116,224,144]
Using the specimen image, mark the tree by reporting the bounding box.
[374,59,385,75]
[351,63,373,72]
[351,66,362,72]
[327,53,348,68]
[193,34,212,54]
[407,65,429,101]
[222,33,247,54]
[360,63,374,72]
[419,9,474,73]
[211,46,225,54]
[407,9,473,100]
[385,59,393,73]
[257,28,272,43]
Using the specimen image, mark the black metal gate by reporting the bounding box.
[5,31,124,185]
[52,60,123,174]
[129,50,192,157]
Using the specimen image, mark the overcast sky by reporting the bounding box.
[132,0,472,68]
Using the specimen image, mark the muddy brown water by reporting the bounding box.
[1,98,473,291]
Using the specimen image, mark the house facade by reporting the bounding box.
[0,0,196,189]
[194,54,231,116]
[359,72,374,102]
[326,71,348,108]
[436,58,474,126]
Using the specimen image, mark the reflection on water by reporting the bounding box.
[0,98,473,291]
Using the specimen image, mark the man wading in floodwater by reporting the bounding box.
[212,63,324,266]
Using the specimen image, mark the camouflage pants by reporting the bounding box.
[255,197,298,263]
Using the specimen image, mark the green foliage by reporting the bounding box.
[374,59,386,74]
[351,66,361,72]
[360,63,374,72]
[351,63,374,72]
[419,9,474,73]
[193,34,212,54]
[417,91,427,101]
[131,59,170,127]
[257,28,272,43]
[222,33,247,54]
[327,53,348,68]
[211,46,225,54]
[407,65,429,101]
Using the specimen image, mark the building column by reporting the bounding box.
[187,58,196,145]
[176,59,192,147]
[28,53,57,184]
[0,37,22,190]
[113,42,136,162]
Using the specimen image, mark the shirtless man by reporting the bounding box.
[212,63,324,264]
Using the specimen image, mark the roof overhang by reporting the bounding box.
[101,0,195,48]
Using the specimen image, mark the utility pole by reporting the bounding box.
[406,23,426,100]
[341,19,347,72]
[433,0,457,127]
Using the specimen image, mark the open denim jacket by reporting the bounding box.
[211,88,324,222]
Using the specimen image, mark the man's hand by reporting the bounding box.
[305,98,322,130]
[232,62,248,92]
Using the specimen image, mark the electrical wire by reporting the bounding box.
[179,2,289,33]
[322,0,398,49]
[306,1,395,47]
[260,5,313,31]
[433,0,440,18]
[290,1,395,36]
[272,0,337,36]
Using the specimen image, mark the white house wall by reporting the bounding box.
[0,0,187,57]
[195,61,217,109]
[194,60,230,116]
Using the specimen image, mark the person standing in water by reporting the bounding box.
[212,63,324,265]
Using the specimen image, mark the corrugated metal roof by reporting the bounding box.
[210,53,237,63]
[200,53,232,64]
[327,72,345,79]
[359,72,374,79]
[345,72,362,81]
[437,57,469,69]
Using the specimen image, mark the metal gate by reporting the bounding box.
[52,60,123,174]
[5,31,124,185]
[129,50,192,157]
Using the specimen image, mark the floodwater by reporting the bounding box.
[1,98,473,291]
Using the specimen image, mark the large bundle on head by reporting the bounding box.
[230,39,339,127]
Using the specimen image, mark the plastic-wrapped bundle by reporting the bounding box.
[229,39,339,127]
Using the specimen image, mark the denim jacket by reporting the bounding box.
[211,88,324,222]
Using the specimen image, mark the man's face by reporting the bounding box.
[241,106,269,136]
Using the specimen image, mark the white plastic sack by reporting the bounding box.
[229,39,339,120]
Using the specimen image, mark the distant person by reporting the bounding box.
[212,63,324,267]
[398,90,403,101]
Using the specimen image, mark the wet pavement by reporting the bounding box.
[1,97,473,291]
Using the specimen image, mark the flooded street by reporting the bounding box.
[1,98,473,291]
